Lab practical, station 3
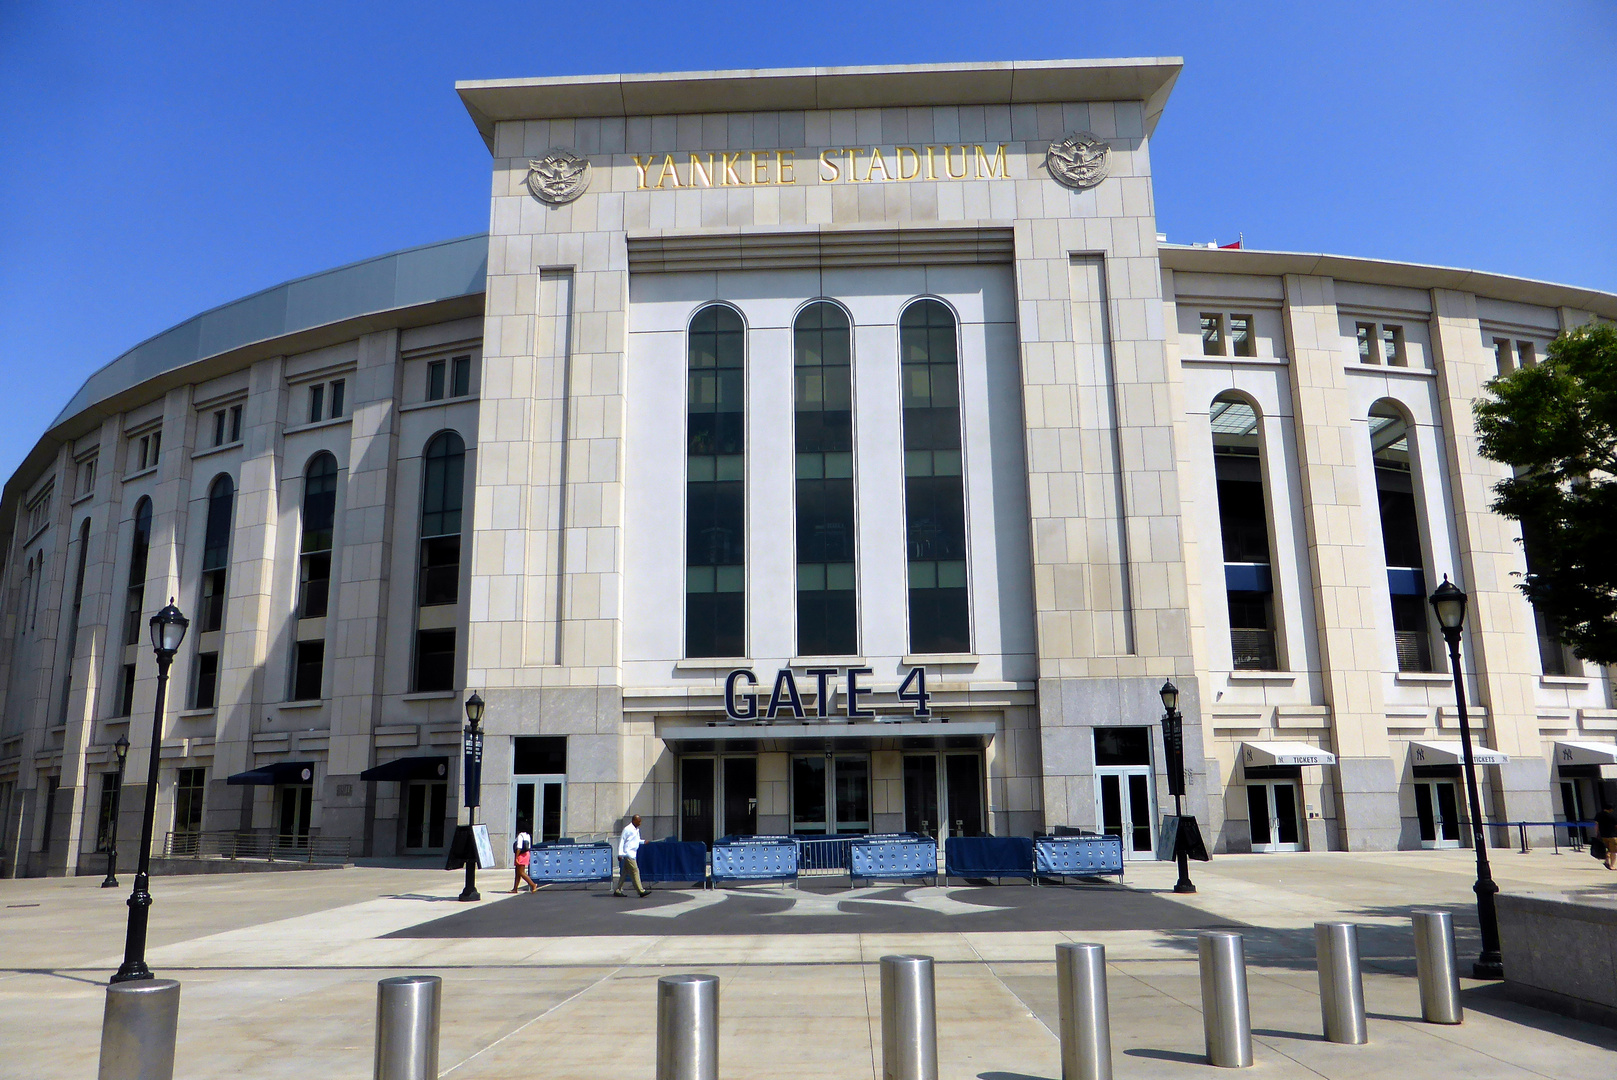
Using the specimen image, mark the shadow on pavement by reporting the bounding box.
[1461,982,1617,1051]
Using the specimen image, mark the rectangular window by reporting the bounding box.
[96,773,120,851]
[199,568,227,633]
[229,404,243,443]
[328,379,345,418]
[1493,338,1514,377]
[136,436,150,471]
[1390,593,1434,672]
[298,552,331,619]
[213,410,227,447]
[418,536,460,606]
[136,432,162,471]
[427,360,446,401]
[117,663,136,717]
[1227,592,1278,670]
[1356,322,1377,363]
[451,356,470,398]
[291,640,324,701]
[1381,325,1406,366]
[1516,340,1536,367]
[193,652,219,709]
[124,586,144,646]
[308,384,324,424]
[174,767,205,835]
[1200,313,1225,356]
[77,457,97,497]
[413,628,455,692]
[1229,314,1254,357]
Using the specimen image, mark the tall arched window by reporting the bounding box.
[794,302,856,656]
[415,432,465,692]
[1209,394,1279,670]
[193,474,234,709]
[117,498,151,716]
[900,299,969,653]
[1368,402,1434,672]
[685,305,746,658]
[291,453,338,700]
[60,519,91,722]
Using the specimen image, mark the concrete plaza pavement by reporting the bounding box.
[2,848,1615,1079]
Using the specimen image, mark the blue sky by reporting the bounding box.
[2,2,1613,478]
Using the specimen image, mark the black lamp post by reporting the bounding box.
[459,692,485,902]
[111,600,188,983]
[1160,679,1195,894]
[1429,577,1504,979]
[100,733,130,888]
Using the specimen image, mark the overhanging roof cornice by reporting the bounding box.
[456,58,1184,150]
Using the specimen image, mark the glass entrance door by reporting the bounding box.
[678,755,759,842]
[723,757,757,837]
[1246,781,1303,852]
[681,757,716,845]
[903,752,986,837]
[1415,780,1461,848]
[277,785,312,849]
[513,774,566,844]
[903,754,939,837]
[791,753,870,834]
[1094,768,1155,860]
[404,781,448,851]
[1560,778,1595,844]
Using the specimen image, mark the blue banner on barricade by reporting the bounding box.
[529,841,615,884]
[850,839,938,885]
[1033,835,1125,881]
[711,841,797,883]
[944,835,1035,881]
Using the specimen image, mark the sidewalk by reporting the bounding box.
[2,849,1613,1078]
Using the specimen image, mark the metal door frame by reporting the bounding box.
[1093,765,1157,860]
[901,750,986,838]
[677,754,763,840]
[1414,779,1461,849]
[1246,780,1304,853]
[512,773,567,843]
[789,751,871,835]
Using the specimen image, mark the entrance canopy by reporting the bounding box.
[659,719,994,754]
[226,761,314,786]
[360,755,449,782]
[1241,742,1336,768]
[1554,741,1617,767]
[1410,741,1509,766]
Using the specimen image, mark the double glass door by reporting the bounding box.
[902,752,985,837]
[513,774,566,844]
[791,754,869,835]
[680,756,758,845]
[1094,769,1156,860]
[1415,779,1461,848]
[1246,781,1303,851]
[403,781,448,851]
[277,785,312,849]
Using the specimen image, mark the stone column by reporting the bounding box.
[1282,274,1397,850]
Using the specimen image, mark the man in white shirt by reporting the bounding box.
[613,814,649,897]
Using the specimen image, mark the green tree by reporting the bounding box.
[1475,322,1617,665]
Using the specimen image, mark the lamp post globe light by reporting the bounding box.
[1159,679,1195,894]
[1428,576,1504,980]
[110,600,188,984]
[459,692,485,902]
[99,734,131,889]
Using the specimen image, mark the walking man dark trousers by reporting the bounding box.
[614,813,649,897]
[1596,802,1617,871]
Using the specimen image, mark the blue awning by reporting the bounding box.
[226,761,314,786]
[360,756,449,782]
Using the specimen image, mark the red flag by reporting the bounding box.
[1219,239,1242,249]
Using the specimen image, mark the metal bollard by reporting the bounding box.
[880,954,938,1080]
[1198,931,1252,1068]
[657,973,719,1080]
[98,979,181,1080]
[1412,910,1463,1024]
[1315,922,1368,1044]
[1056,943,1112,1080]
[374,975,441,1080]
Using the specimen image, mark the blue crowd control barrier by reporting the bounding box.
[944,836,1035,882]
[711,841,797,885]
[1033,835,1125,882]
[850,838,938,885]
[637,839,709,886]
[528,841,615,884]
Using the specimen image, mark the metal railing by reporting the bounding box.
[163,830,350,862]
[1485,819,1595,855]
[794,834,939,878]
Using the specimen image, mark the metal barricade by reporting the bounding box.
[850,839,938,886]
[1056,943,1112,1080]
[529,841,614,884]
[1198,931,1252,1068]
[162,830,350,863]
[1412,910,1463,1024]
[1315,922,1367,1044]
[98,979,181,1080]
[374,975,440,1080]
[657,974,719,1080]
[880,955,938,1080]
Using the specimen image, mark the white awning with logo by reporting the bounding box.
[1242,741,1337,768]
[1554,741,1617,767]
[1410,741,1509,766]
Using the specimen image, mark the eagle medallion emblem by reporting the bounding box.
[526,148,591,204]
[1045,132,1111,190]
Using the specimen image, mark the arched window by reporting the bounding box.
[414,432,465,692]
[116,498,151,716]
[794,302,856,656]
[1368,402,1434,672]
[900,299,968,653]
[291,454,338,701]
[193,475,234,709]
[685,305,746,658]
[60,519,91,722]
[1209,394,1279,670]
